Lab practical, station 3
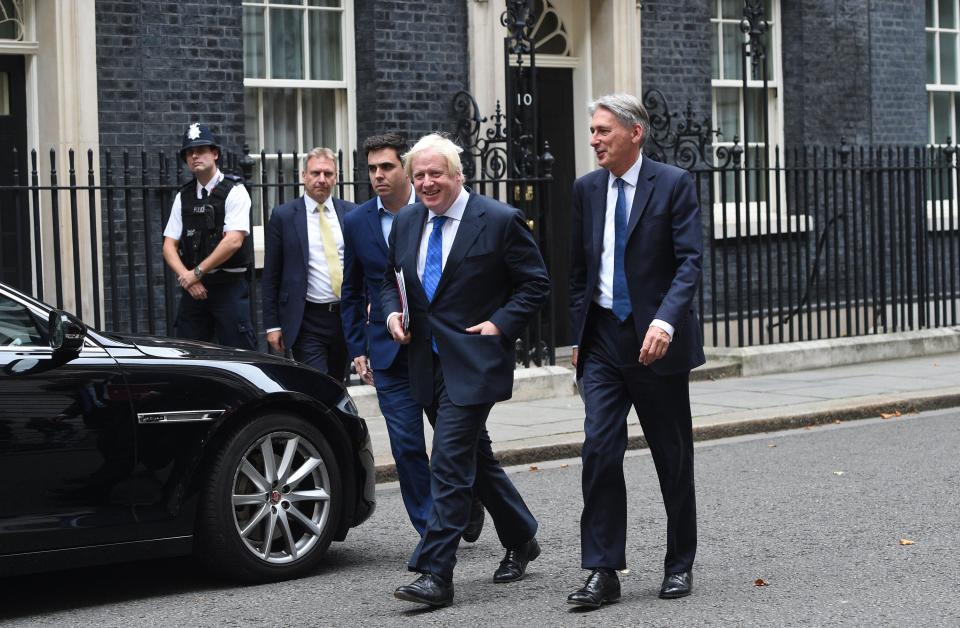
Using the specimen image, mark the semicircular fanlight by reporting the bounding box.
[532,0,570,57]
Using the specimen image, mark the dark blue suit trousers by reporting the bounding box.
[406,355,537,581]
[372,347,432,534]
[580,303,697,573]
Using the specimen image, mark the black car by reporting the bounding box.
[0,281,375,582]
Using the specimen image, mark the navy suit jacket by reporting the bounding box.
[341,196,403,370]
[261,195,356,347]
[381,192,550,407]
[569,157,706,376]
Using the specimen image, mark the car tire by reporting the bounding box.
[196,412,342,583]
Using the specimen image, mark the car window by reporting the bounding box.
[0,293,47,347]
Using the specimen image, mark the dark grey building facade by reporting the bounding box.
[1,0,953,347]
[639,0,930,149]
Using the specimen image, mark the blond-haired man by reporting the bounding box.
[383,134,550,607]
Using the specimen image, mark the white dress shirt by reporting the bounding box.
[304,194,345,303]
[163,168,252,273]
[386,187,469,331]
[416,187,469,281]
[595,154,675,339]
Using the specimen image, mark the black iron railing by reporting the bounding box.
[0,146,557,368]
[695,143,960,347]
[643,77,960,348]
[2,141,959,355]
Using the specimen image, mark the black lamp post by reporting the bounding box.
[739,1,771,159]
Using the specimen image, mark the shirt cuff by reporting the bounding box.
[386,312,402,330]
[265,327,281,334]
[650,319,674,340]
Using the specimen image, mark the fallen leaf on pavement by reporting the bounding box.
[754,578,769,587]
[767,444,777,448]
[529,465,539,472]
[899,539,915,546]
[880,411,902,420]
[833,470,845,476]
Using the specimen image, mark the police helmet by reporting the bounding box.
[179,123,221,161]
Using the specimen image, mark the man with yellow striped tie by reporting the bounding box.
[262,147,357,381]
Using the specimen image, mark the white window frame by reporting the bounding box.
[925,0,960,231]
[241,0,356,265]
[710,0,799,239]
[927,0,960,145]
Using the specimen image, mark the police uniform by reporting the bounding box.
[162,124,256,350]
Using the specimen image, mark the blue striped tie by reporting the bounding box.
[423,215,446,352]
[612,178,632,321]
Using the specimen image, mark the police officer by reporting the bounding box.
[161,123,256,350]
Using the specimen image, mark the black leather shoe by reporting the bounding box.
[394,573,454,607]
[567,568,621,608]
[659,571,692,599]
[493,537,541,583]
[462,498,484,543]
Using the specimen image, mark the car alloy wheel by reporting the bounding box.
[198,413,342,582]
[231,430,332,564]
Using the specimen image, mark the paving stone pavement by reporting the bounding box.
[365,352,960,469]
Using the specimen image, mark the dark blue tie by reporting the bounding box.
[423,215,447,352]
[612,178,631,321]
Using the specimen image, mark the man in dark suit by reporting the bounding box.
[341,133,483,540]
[567,94,705,607]
[384,134,550,607]
[261,147,356,381]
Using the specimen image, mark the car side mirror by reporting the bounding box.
[48,309,86,354]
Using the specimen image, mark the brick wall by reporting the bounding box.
[353,0,469,158]
[95,1,247,334]
[782,0,926,147]
[868,1,927,145]
[640,0,713,145]
[96,0,246,153]
[781,0,872,147]
[639,1,927,150]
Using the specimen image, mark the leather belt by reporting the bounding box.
[305,301,341,313]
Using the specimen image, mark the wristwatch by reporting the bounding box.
[193,265,205,280]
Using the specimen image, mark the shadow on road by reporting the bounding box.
[0,556,224,621]
[0,545,366,622]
